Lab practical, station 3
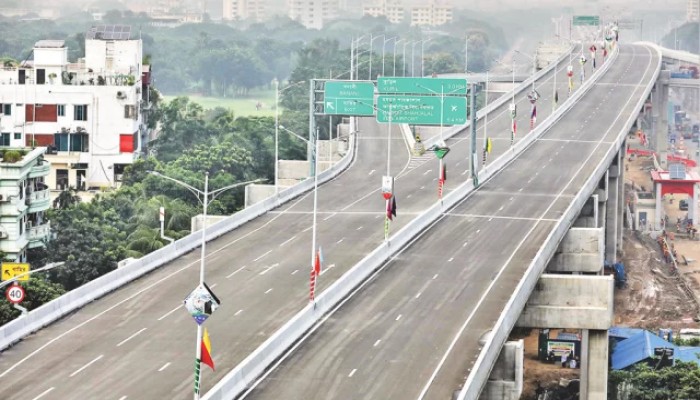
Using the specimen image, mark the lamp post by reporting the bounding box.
[273,78,279,195]
[514,49,537,92]
[492,58,516,145]
[420,39,431,77]
[393,39,403,76]
[147,171,262,400]
[411,41,419,76]
[369,34,384,80]
[402,40,411,76]
[382,37,396,77]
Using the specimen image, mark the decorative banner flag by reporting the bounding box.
[486,137,493,154]
[592,57,596,69]
[201,328,215,370]
[568,77,574,94]
[391,196,397,219]
[441,163,446,182]
[386,198,393,221]
[309,268,316,301]
[530,104,537,128]
[314,248,322,276]
[512,119,517,137]
[554,90,559,108]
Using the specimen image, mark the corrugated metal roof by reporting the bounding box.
[611,330,700,370]
[609,326,645,340]
[34,40,65,48]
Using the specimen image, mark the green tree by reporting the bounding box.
[609,361,700,399]
[0,277,65,326]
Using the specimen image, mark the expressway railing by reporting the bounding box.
[201,45,618,399]
[0,123,358,351]
[457,44,661,400]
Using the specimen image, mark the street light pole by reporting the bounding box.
[274,78,279,195]
[382,37,395,77]
[393,39,403,76]
[411,41,418,76]
[403,41,410,76]
[420,39,431,77]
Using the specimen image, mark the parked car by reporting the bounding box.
[680,199,689,211]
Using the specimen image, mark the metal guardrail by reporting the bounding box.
[0,122,358,351]
[201,44,615,400]
[458,44,661,400]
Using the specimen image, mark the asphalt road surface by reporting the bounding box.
[245,44,658,400]
[0,47,583,400]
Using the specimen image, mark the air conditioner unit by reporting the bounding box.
[116,91,126,99]
[61,127,69,133]
[76,126,86,133]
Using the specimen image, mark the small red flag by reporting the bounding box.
[201,328,214,371]
[386,198,393,221]
[314,250,321,276]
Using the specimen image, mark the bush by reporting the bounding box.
[3,150,22,163]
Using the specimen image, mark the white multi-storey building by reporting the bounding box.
[688,0,699,21]
[288,0,338,29]
[223,0,267,21]
[410,0,452,27]
[0,25,153,192]
[363,0,404,24]
[0,147,51,262]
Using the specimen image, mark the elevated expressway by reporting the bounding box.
[0,47,581,399]
[244,44,660,399]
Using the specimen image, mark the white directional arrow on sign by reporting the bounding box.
[326,102,335,110]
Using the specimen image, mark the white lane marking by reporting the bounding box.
[117,328,147,347]
[488,218,493,222]
[348,369,357,377]
[31,388,54,400]
[303,226,312,232]
[259,263,280,275]
[324,213,337,221]
[369,169,376,176]
[448,257,454,262]
[226,265,247,279]
[423,169,432,175]
[265,288,273,294]
[356,226,363,231]
[235,309,243,316]
[158,362,171,372]
[417,46,656,399]
[407,194,413,198]
[157,305,182,321]
[375,215,381,219]
[498,206,504,211]
[446,213,560,222]
[396,314,402,321]
[415,292,422,299]
[509,197,513,201]
[253,250,272,262]
[374,340,381,347]
[476,229,481,233]
[118,397,127,400]
[320,264,336,276]
[420,186,425,190]
[336,238,345,244]
[292,269,298,275]
[70,354,103,377]
[462,170,468,175]
[279,235,297,247]
[462,242,468,247]
[432,274,438,280]
[519,188,523,192]
[210,284,218,289]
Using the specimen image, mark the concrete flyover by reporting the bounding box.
[0,47,580,399]
[242,44,660,400]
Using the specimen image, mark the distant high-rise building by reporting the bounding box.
[688,0,699,21]
[410,0,452,27]
[223,0,267,21]
[287,0,338,29]
[363,0,404,24]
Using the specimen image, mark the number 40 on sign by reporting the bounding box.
[6,284,25,304]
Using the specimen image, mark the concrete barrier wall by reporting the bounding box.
[201,44,612,400]
[0,124,358,352]
[458,44,661,400]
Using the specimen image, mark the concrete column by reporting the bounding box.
[655,71,670,169]
[616,146,625,256]
[655,181,663,230]
[547,227,604,273]
[573,194,599,228]
[691,184,699,225]
[597,172,608,230]
[479,340,524,400]
[605,157,620,263]
[580,329,609,400]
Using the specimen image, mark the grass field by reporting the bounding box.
[163,90,277,117]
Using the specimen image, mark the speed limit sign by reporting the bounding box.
[6,284,24,304]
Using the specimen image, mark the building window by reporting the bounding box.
[124,105,136,119]
[54,133,88,152]
[14,132,21,140]
[3,104,10,116]
[57,104,65,117]
[74,105,88,121]
[0,133,9,146]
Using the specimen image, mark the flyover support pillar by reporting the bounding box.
[580,329,609,400]
[574,194,599,228]
[617,144,626,256]
[653,71,670,169]
[605,151,620,264]
[479,340,524,400]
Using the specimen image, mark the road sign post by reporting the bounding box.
[1,263,30,282]
[6,284,24,304]
[323,81,375,116]
[376,95,467,125]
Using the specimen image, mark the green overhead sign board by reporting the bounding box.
[377,77,468,95]
[323,80,375,116]
[572,15,600,26]
[376,95,467,125]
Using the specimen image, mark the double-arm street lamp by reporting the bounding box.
[147,171,262,400]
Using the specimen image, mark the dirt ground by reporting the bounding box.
[516,138,700,399]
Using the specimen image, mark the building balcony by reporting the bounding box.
[28,189,51,212]
[27,221,50,248]
[29,161,50,179]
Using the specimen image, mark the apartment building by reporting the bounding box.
[363,0,404,24]
[288,0,338,29]
[0,25,153,193]
[688,0,699,21]
[223,0,267,21]
[410,0,452,27]
[0,147,51,262]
